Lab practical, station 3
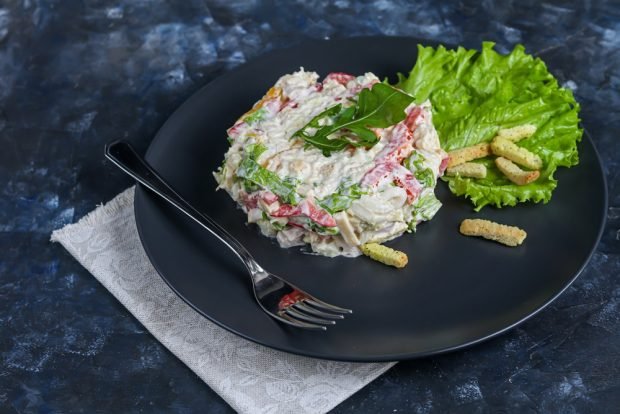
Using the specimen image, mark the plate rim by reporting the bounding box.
[133,36,609,362]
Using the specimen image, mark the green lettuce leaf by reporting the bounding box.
[294,83,414,156]
[409,191,442,232]
[244,108,266,124]
[317,183,367,214]
[396,42,582,210]
[404,151,436,188]
[237,144,301,205]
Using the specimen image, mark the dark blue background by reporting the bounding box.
[1,1,618,412]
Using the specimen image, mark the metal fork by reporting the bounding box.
[104,141,352,330]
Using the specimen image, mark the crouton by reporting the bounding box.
[495,157,540,185]
[446,162,487,179]
[491,137,543,170]
[360,243,408,268]
[496,124,537,142]
[447,143,491,168]
[459,219,527,247]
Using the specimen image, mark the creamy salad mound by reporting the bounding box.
[214,69,448,257]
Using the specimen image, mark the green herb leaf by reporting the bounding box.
[409,192,442,232]
[262,212,288,231]
[317,183,367,214]
[395,42,582,210]
[294,83,415,156]
[404,152,436,188]
[244,108,266,124]
[242,179,260,192]
[248,143,267,159]
[237,144,301,205]
[308,221,340,235]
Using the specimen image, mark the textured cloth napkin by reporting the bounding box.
[51,187,395,414]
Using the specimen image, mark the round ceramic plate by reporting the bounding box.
[133,37,607,361]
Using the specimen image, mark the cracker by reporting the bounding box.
[495,157,540,185]
[447,143,491,168]
[360,243,408,268]
[446,162,487,179]
[496,124,537,142]
[491,137,542,170]
[459,219,527,247]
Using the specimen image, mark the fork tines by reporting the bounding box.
[279,298,352,330]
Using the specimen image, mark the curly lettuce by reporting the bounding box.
[396,42,582,210]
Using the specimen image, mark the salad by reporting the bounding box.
[214,70,447,257]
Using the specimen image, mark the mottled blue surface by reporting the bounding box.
[1,0,619,412]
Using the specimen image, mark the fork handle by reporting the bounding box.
[105,140,259,273]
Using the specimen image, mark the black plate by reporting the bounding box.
[134,37,607,361]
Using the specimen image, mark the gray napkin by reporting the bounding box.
[51,187,395,414]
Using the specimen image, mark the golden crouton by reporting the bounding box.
[447,143,491,168]
[446,162,487,179]
[496,124,537,142]
[491,137,542,170]
[459,219,527,247]
[495,157,540,185]
[360,243,408,268]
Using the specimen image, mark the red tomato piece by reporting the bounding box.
[392,164,423,203]
[360,162,397,188]
[242,191,279,209]
[271,200,337,227]
[324,72,356,86]
[227,120,246,138]
[404,105,423,130]
[439,154,449,174]
[278,289,307,310]
[360,162,422,204]
[375,123,414,165]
